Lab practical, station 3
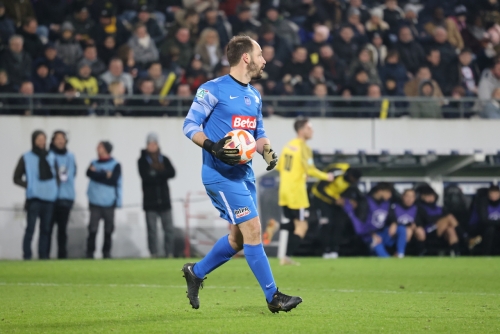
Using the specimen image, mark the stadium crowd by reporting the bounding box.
[1,0,500,117]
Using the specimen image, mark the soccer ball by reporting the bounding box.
[224,130,257,164]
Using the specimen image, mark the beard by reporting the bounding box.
[247,59,264,80]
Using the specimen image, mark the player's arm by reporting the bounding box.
[302,145,333,181]
[254,104,278,171]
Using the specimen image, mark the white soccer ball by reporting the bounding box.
[223,130,257,164]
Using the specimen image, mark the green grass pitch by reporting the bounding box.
[1,258,499,333]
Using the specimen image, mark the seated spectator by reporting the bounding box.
[350,67,370,96]
[65,5,94,44]
[335,86,356,117]
[304,83,332,117]
[0,69,13,93]
[54,82,87,116]
[180,55,207,93]
[379,50,408,94]
[32,62,59,93]
[67,62,99,100]
[0,2,15,47]
[194,28,222,77]
[399,4,422,38]
[380,0,404,34]
[198,8,230,49]
[55,22,83,70]
[426,48,457,96]
[214,58,230,77]
[415,185,460,255]
[258,24,291,64]
[346,7,368,43]
[462,14,484,55]
[366,33,387,68]
[0,35,31,90]
[260,45,282,94]
[168,8,200,44]
[332,25,360,66]
[173,83,194,111]
[106,81,127,116]
[160,27,193,69]
[409,80,442,118]
[229,5,260,36]
[457,48,480,96]
[79,45,106,76]
[281,46,311,85]
[89,9,129,48]
[362,84,383,117]
[344,0,370,24]
[365,8,390,38]
[404,66,444,98]
[478,61,500,102]
[443,86,471,118]
[424,6,464,50]
[145,62,168,94]
[395,26,426,74]
[132,5,164,46]
[427,27,458,67]
[315,0,344,30]
[128,23,159,69]
[305,25,330,59]
[481,87,500,119]
[383,75,404,97]
[100,58,134,95]
[262,6,300,49]
[117,45,139,79]
[9,81,43,115]
[348,48,381,85]
[318,44,346,89]
[35,44,68,82]
[97,35,117,66]
[18,17,44,60]
[128,78,161,116]
[477,185,500,255]
[4,0,35,28]
[449,5,468,36]
[302,65,337,95]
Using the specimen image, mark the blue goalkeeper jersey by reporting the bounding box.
[183,75,267,184]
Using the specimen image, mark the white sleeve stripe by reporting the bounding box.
[219,191,236,224]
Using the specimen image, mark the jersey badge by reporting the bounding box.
[196,88,208,99]
[244,96,251,106]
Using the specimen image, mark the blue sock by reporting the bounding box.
[193,235,237,278]
[244,244,276,303]
[396,225,407,256]
[373,243,390,257]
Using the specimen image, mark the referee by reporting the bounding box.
[276,118,333,265]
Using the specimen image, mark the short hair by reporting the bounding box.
[134,22,146,31]
[22,17,37,27]
[294,117,309,132]
[344,168,362,181]
[373,182,393,193]
[385,50,399,61]
[489,185,500,192]
[109,57,123,64]
[9,34,23,43]
[402,188,415,196]
[226,35,254,67]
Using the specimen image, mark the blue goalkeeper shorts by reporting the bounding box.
[204,179,259,225]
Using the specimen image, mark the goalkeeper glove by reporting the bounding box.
[203,137,240,166]
[263,144,278,171]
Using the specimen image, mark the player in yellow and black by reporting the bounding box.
[311,164,362,259]
[276,118,333,265]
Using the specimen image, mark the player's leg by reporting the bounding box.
[406,224,415,242]
[436,215,459,255]
[414,226,427,255]
[371,232,390,257]
[282,208,307,265]
[395,224,408,258]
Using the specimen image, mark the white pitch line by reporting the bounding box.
[1,282,499,297]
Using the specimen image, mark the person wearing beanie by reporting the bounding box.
[49,131,77,259]
[55,21,83,70]
[13,130,58,259]
[138,133,176,257]
[86,141,122,259]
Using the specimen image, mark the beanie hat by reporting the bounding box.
[146,132,159,144]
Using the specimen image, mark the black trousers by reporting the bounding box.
[317,200,349,253]
[86,205,115,258]
[49,204,72,259]
[24,199,54,259]
[482,222,500,255]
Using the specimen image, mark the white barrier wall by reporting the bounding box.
[0,117,499,259]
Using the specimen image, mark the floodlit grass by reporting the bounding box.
[0,258,499,333]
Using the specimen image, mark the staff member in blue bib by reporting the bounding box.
[13,130,58,260]
[49,130,77,259]
[86,141,122,259]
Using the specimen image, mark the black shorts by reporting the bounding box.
[281,207,307,232]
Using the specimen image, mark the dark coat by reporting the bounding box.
[395,40,426,74]
[0,49,32,87]
[138,150,176,211]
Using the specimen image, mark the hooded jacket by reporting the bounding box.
[409,80,442,118]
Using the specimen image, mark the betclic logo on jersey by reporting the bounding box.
[232,115,257,130]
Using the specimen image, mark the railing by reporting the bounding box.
[0,93,489,118]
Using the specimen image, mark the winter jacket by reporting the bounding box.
[55,38,83,67]
[395,40,426,74]
[77,58,107,77]
[32,73,59,93]
[348,60,381,85]
[100,71,134,95]
[409,80,442,118]
[0,49,32,87]
[18,29,44,60]
[478,69,500,101]
[35,0,69,26]
[4,0,35,27]
[138,150,176,211]
[404,78,443,98]
[159,38,193,69]
[128,36,159,66]
[332,38,359,65]
[378,62,408,93]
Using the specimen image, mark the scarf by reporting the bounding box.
[32,146,53,180]
[50,143,67,155]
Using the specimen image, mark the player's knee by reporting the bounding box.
[238,217,262,245]
[293,220,308,239]
[415,227,426,241]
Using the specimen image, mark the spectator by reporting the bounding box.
[478,61,500,102]
[318,44,347,89]
[33,0,68,30]
[18,17,44,60]
[181,55,207,93]
[395,26,426,74]
[128,23,159,68]
[400,4,422,38]
[132,5,164,46]
[168,8,200,44]
[428,27,458,67]
[281,46,311,86]
[138,133,176,257]
[53,82,87,116]
[106,81,128,116]
[477,185,500,255]
[365,33,387,68]
[194,28,223,76]
[262,6,300,48]
[0,36,31,89]
[348,48,381,85]
[67,62,100,98]
[302,65,336,95]
[31,62,59,93]
[426,48,457,96]
[350,67,370,96]
[48,131,76,259]
[332,25,360,65]
[65,5,95,44]
[424,7,464,50]
[89,9,129,48]
[78,45,106,77]
[362,84,383,117]
[55,22,83,69]
[128,79,161,116]
[35,44,68,82]
[252,82,275,117]
[457,48,480,96]
[116,45,139,79]
[4,0,35,28]
[0,69,13,94]
[305,25,330,59]
[315,0,344,30]
[145,62,168,94]
[261,45,282,94]
[160,27,193,69]
[481,87,500,119]
[346,7,367,43]
[86,141,122,259]
[229,5,260,36]
[13,130,57,260]
[378,50,407,94]
[198,7,230,48]
[258,24,291,63]
[304,83,333,116]
[404,66,443,97]
[0,2,15,46]
[344,0,370,24]
[380,0,404,34]
[101,58,134,95]
[97,35,117,66]
[9,81,43,115]
[383,75,404,98]
[409,80,442,118]
[365,8,390,37]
